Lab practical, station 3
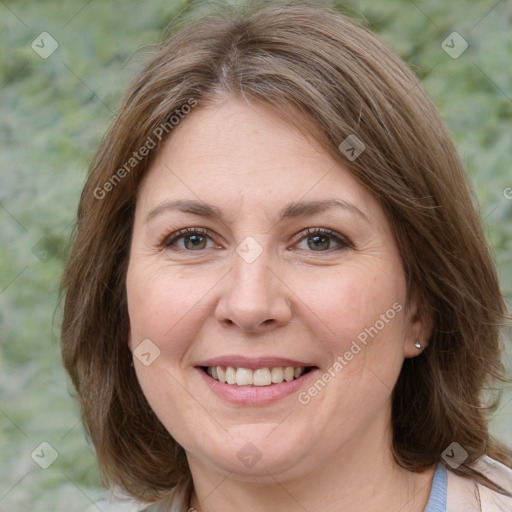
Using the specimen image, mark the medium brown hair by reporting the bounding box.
[61,0,511,502]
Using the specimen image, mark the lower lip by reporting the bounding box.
[196,367,319,406]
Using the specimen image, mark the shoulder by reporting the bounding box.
[84,483,190,512]
[446,455,512,512]
[84,496,145,512]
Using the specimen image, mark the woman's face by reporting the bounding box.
[126,97,426,480]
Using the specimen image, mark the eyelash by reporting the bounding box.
[160,227,352,253]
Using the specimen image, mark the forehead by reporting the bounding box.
[136,98,377,222]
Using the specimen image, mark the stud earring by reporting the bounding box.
[414,340,422,349]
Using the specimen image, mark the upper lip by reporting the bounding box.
[195,356,316,370]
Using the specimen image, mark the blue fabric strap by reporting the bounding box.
[424,464,447,512]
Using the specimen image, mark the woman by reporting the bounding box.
[62,2,512,511]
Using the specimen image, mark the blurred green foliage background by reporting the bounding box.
[1,0,511,510]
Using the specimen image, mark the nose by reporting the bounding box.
[214,248,292,334]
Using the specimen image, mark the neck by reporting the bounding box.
[187,419,436,512]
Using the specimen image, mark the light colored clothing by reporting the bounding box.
[446,456,512,511]
[424,464,447,512]
[88,455,512,512]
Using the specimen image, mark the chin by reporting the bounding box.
[184,427,312,480]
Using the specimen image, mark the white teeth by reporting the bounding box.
[206,365,306,386]
[253,368,272,386]
[225,366,237,385]
[284,366,295,382]
[271,367,284,383]
[236,367,253,386]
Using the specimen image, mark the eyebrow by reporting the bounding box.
[144,198,370,225]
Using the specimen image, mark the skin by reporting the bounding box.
[126,96,435,512]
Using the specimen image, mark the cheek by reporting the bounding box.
[126,265,208,435]
[295,262,406,344]
[126,262,216,353]
[132,360,206,453]
[298,262,408,404]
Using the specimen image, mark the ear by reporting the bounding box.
[403,290,434,358]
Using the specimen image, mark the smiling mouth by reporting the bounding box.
[200,365,316,386]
